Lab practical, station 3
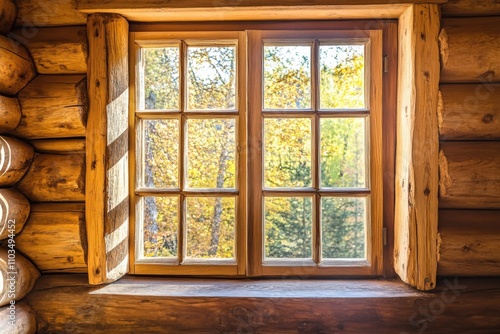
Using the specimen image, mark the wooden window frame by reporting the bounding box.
[129,22,389,277]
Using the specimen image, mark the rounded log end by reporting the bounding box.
[0,188,30,240]
[0,248,41,307]
[0,303,37,334]
[0,35,36,96]
[0,96,21,134]
[0,0,17,35]
[0,136,35,187]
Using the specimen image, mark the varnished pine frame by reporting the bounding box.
[129,22,388,277]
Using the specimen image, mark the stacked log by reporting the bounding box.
[0,303,36,334]
[0,0,16,35]
[0,35,36,95]
[0,247,40,306]
[0,188,30,239]
[438,16,500,277]
[13,75,87,139]
[0,96,21,133]
[0,136,34,187]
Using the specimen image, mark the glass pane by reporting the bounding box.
[320,118,366,188]
[321,197,366,259]
[264,197,312,259]
[186,197,236,259]
[264,118,312,188]
[142,119,179,189]
[142,196,178,258]
[187,46,236,110]
[264,45,311,109]
[141,47,180,110]
[320,45,365,109]
[186,118,236,189]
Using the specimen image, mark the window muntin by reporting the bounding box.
[131,29,382,276]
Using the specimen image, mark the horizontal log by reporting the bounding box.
[0,0,16,34]
[12,26,88,74]
[16,0,87,27]
[440,17,500,83]
[0,247,40,307]
[0,35,36,95]
[0,136,34,187]
[438,209,500,276]
[0,303,37,334]
[14,203,87,273]
[16,153,85,202]
[0,95,21,133]
[26,275,500,333]
[439,141,500,209]
[13,75,87,139]
[441,0,500,17]
[29,138,85,154]
[0,188,30,240]
[438,84,500,140]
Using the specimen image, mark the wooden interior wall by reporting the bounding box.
[9,1,88,274]
[437,1,500,276]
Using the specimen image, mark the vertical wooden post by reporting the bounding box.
[394,4,440,291]
[86,14,129,284]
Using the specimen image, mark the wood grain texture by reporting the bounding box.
[16,0,86,27]
[394,4,440,291]
[439,142,500,209]
[0,247,40,307]
[0,303,37,334]
[0,0,16,34]
[0,135,34,187]
[29,138,85,154]
[13,26,88,74]
[16,153,85,202]
[14,203,87,273]
[438,84,500,140]
[438,209,500,276]
[26,275,500,333]
[441,0,500,17]
[87,14,129,285]
[439,17,500,83]
[0,188,30,240]
[75,1,433,22]
[0,35,36,95]
[13,75,87,139]
[0,95,21,133]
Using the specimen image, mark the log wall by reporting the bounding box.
[437,5,500,277]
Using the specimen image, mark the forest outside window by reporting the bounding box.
[130,27,383,276]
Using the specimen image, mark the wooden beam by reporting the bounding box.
[14,203,87,273]
[16,0,86,27]
[438,209,500,276]
[87,14,129,285]
[0,135,34,187]
[438,84,500,140]
[441,0,500,17]
[0,0,16,34]
[13,75,87,139]
[16,153,85,202]
[0,188,30,240]
[0,95,21,134]
[439,142,500,209]
[12,26,88,74]
[0,35,35,95]
[0,303,37,334]
[394,4,440,291]
[439,17,500,83]
[75,1,446,22]
[25,275,500,333]
[29,138,85,154]
[0,247,40,307]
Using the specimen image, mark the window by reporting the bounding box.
[130,26,383,276]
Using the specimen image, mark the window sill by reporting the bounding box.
[26,274,500,333]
